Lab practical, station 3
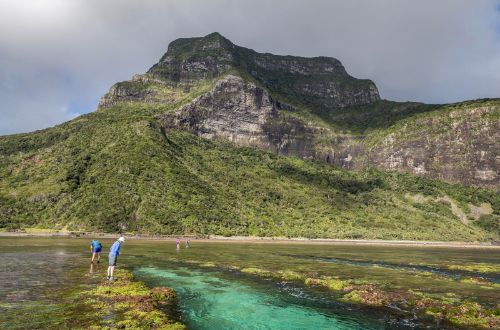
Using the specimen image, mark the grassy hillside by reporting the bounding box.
[0,91,498,240]
[1,32,498,240]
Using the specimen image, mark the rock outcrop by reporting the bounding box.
[98,32,499,188]
[368,103,500,188]
[147,32,380,109]
[159,75,366,168]
[160,75,283,151]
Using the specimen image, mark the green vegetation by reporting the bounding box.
[342,288,500,328]
[1,33,498,240]
[82,269,185,329]
[363,98,500,145]
[447,263,500,274]
[0,93,498,240]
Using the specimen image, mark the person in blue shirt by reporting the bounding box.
[107,236,125,281]
[89,240,102,264]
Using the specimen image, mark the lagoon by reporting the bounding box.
[0,238,498,329]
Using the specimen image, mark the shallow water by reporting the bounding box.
[135,266,383,329]
[0,237,499,329]
[283,254,500,283]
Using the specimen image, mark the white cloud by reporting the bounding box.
[0,0,499,134]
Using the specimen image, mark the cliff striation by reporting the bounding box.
[368,102,499,187]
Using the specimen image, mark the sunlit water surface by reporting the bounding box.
[136,266,381,329]
[0,238,498,329]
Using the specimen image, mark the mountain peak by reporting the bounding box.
[146,33,380,109]
[203,31,230,42]
[159,32,234,62]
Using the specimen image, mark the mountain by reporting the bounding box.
[0,33,498,240]
[100,32,499,188]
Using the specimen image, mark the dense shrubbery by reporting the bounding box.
[0,81,498,240]
[476,215,500,233]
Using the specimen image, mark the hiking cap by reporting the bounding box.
[118,236,125,242]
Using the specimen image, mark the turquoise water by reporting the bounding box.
[136,266,382,330]
[1,238,498,329]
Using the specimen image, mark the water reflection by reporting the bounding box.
[0,252,74,303]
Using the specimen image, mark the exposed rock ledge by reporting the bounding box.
[158,75,361,166]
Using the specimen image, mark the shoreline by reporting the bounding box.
[0,231,498,248]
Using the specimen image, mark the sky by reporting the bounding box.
[1,0,499,135]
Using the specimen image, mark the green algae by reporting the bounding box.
[240,267,273,277]
[305,277,351,291]
[237,265,350,292]
[92,281,150,297]
[340,287,500,329]
[145,252,500,329]
[445,302,500,329]
[80,269,186,330]
[278,270,305,281]
[198,262,216,268]
[447,263,500,274]
[166,258,500,329]
[459,277,500,289]
[339,285,392,307]
[418,299,500,329]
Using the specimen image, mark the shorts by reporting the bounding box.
[108,254,118,266]
[92,247,102,253]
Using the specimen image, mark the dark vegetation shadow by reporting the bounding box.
[274,162,385,194]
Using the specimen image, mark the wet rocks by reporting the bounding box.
[81,269,186,329]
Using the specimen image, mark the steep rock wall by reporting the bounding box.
[147,33,380,109]
[369,104,499,188]
[96,33,498,188]
[158,75,364,168]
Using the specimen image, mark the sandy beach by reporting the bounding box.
[1,230,499,248]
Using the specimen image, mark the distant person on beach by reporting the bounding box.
[107,236,125,281]
[90,239,102,263]
[176,238,180,251]
[185,239,190,248]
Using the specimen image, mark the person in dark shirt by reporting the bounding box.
[107,236,125,281]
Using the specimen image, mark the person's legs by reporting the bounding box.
[97,252,101,263]
[91,252,97,263]
[108,254,117,280]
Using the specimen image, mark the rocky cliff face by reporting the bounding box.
[368,103,500,188]
[146,32,380,109]
[99,32,380,111]
[159,75,365,168]
[98,33,499,188]
[160,75,282,151]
